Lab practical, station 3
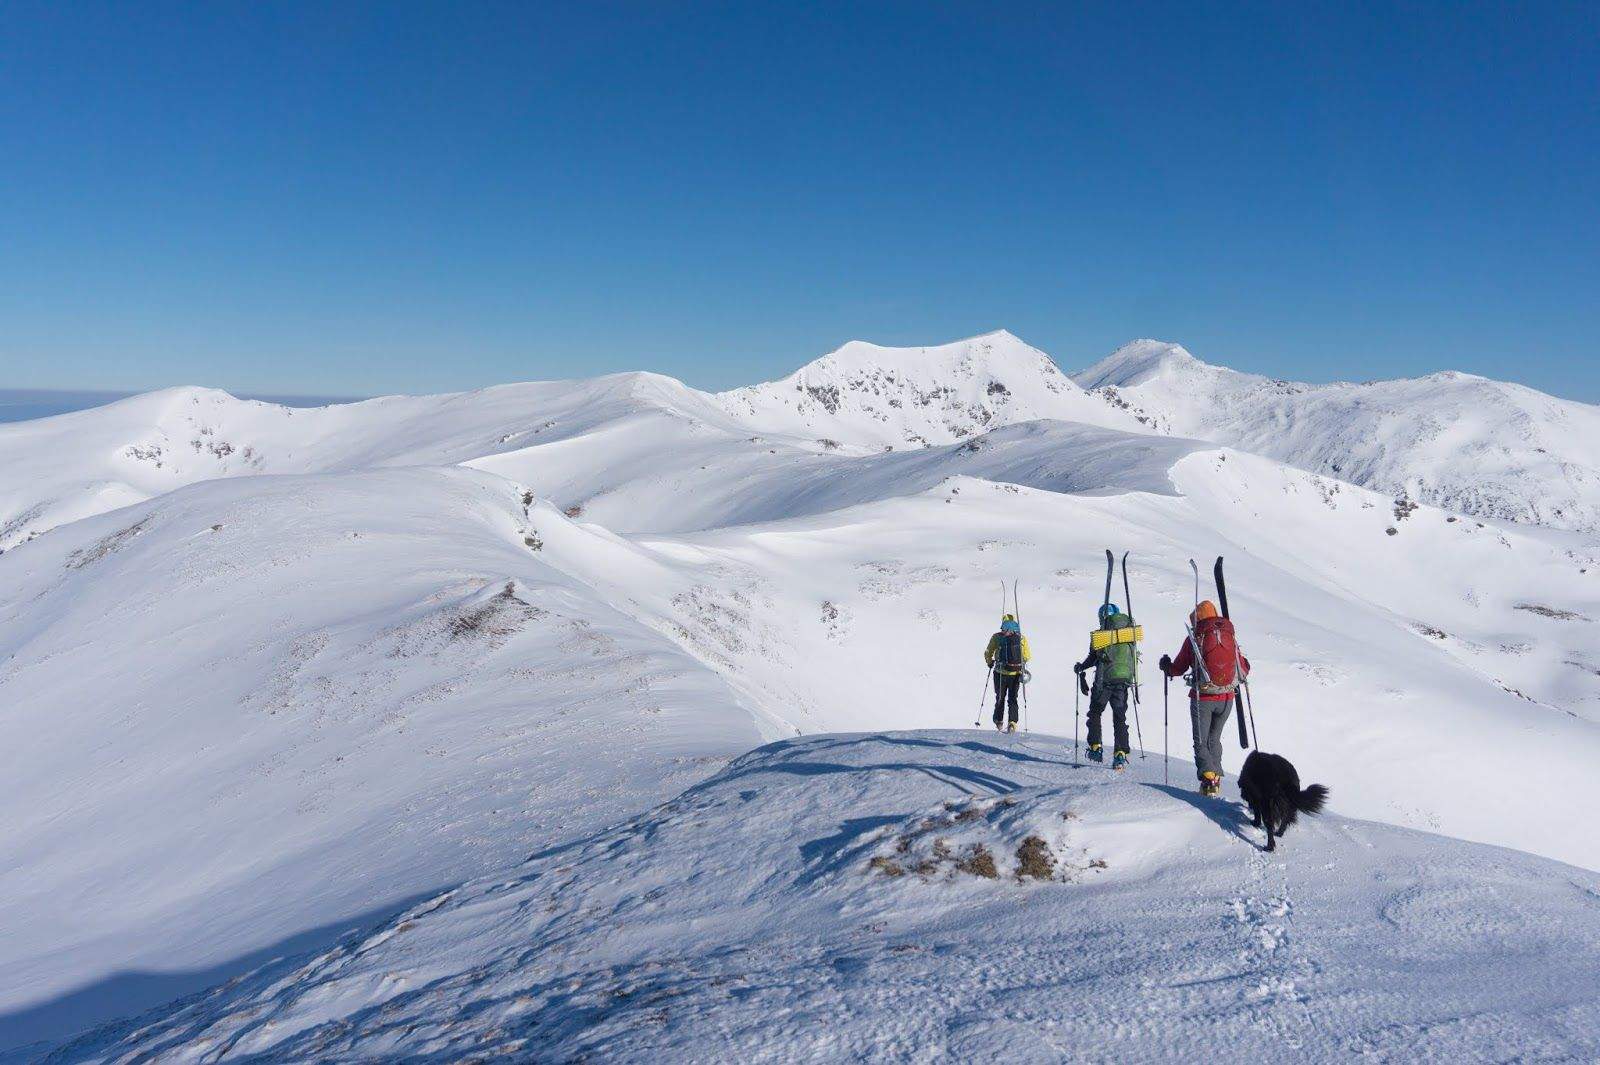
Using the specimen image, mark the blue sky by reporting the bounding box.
[3,2,1596,399]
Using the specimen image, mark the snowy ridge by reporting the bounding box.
[715,329,1144,449]
[45,733,1600,1063]
[1073,340,1600,533]
[0,373,752,551]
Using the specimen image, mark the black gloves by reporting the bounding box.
[1078,673,1091,696]
[1073,662,1086,674]
[1159,654,1173,673]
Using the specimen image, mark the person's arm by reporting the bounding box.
[1021,636,1031,663]
[1238,651,1250,679]
[1164,639,1193,677]
[1074,651,1096,673]
[984,634,997,667]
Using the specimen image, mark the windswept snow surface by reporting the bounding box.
[4,331,1600,1057]
[0,469,765,1051]
[473,419,1197,535]
[1074,340,1600,533]
[46,733,1600,1063]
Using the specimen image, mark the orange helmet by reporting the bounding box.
[1190,600,1219,624]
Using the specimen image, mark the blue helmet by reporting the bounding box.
[1099,603,1121,623]
[1000,618,1020,634]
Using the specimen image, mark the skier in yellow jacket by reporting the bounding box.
[984,614,1032,733]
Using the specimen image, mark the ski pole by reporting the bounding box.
[1131,684,1145,759]
[1162,674,1170,786]
[975,666,992,728]
[1074,678,1081,765]
[1242,678,1259,748]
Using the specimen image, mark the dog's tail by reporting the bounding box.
[1295,783,1330,817]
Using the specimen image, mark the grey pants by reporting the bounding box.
[1190,695,1233,780]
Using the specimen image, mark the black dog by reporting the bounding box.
[1237,750,1329,852]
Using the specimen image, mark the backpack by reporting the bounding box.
[1096,611,1137,684]
[1193,616,1240,695]
[998,631,1024,672]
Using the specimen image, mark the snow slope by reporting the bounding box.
[46,732,1600,1063]
[0,469,766,1050]
[1073,340,1600,533]
[471,418,1198,536]
[5,332,1600,1056]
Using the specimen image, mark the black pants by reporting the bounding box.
[1087,681,1130,752]
[992,672,1021,725]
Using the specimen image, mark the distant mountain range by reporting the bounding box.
[1072,340,1600,533]
[6,331,1599,549]
[0,388,363,424]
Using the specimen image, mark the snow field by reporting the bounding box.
[46,732,1600,1063]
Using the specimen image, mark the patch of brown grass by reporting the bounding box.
[1015,836,1055,881]
[868,856,905,878]
[955,844,998,879]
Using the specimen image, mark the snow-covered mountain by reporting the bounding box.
[0,333,1135,551]
[4,331,1600,1059]
[715,329,1144,449]
[1073,340,1600,533]
[0,373,756,552]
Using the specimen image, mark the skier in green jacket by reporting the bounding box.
[1074,602,1136,769]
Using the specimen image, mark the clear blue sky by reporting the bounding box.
[3,2,1597,399]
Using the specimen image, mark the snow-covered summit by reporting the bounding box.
[1073,340,1600,532]
[1071,338,1218,391]
[716,329,1143,448]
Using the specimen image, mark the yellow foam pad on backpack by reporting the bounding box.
[1089,625,1143,650]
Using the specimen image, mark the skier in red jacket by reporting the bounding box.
[1159,600,1249,797]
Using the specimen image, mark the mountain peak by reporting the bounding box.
[716,331,1141,448]
[1071,340,1214,391]
[804,329,1050,379]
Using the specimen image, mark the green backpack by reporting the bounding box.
[1097,612,1138,683]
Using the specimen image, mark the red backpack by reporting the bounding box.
[1193,616,1240,695]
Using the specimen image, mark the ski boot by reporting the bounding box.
[1112,750,1129,771]
[1086,744,1104,763]
[1200,771,1221,797]
[994,719,1005,733]
[1006,721,1018,734]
